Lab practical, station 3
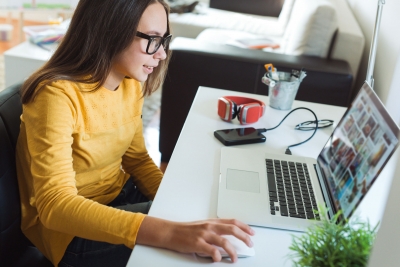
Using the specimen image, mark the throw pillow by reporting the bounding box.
[280,0,338,58]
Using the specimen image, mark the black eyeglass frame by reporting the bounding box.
[136,31,172,55]
[295,119,334,131]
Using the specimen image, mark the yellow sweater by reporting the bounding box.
[16,78,163,266]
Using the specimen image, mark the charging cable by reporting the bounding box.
[257,107,318,155]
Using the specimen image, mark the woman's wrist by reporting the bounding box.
[136,216,173,247]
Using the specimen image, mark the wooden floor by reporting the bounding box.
[0,17,44,54]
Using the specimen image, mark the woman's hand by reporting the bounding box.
[136,216,255,262]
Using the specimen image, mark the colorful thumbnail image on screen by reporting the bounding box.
[317,83,399,219]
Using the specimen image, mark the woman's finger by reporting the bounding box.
[202,220,254,248]
[197,234,238,262]
[197,239,223,262]
[207,218,255,236]
[207,234,238,262]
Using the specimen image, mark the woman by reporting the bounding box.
[16,0,254,266]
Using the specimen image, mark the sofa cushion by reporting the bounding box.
[196,28,282,49]
[280,0,338,58]
[169,2,285,39]
[277,0,296,32]
[329,0,365,78]
[196,0,338,58]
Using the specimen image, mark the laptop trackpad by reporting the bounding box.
[226,169,260,193]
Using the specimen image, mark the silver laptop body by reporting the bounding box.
[217,82,400,231]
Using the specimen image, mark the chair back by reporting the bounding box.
[0,84,52,267]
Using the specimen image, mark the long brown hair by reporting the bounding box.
[21,0,171,104]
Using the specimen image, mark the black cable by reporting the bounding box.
[257,107,318,155]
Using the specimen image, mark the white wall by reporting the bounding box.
[385,47,400,124]
[367,150,400,266]
[345,1,400,265]
[347,0,400,122]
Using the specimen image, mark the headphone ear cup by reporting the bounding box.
[239,103,263,124]
[218,97,233,121]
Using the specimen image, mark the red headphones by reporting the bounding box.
[217,96,266,124]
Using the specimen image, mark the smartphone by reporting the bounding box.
[214,127,266,146]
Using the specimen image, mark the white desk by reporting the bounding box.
[4,41,54,87]
[130,86,395,266]
[127,87,344,266]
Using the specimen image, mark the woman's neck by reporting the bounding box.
[104,70,125,91]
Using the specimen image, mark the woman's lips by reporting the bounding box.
[144,65,155,74]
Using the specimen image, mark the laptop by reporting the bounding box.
[217,82,400,231]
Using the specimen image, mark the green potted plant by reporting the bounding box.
[289,211,378,267]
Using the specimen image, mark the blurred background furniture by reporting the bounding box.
[0,83,52,267]
[159,38,352,163]
[169,0,285,39]
[159,0,364,164]
[170,0,364,81]
[3,41,51,87]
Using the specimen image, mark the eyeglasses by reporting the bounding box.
[295,119,334,131]
[136,31,172,55]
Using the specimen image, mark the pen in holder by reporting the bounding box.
[262,69,307,110]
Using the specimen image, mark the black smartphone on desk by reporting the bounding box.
[214,127,266,146]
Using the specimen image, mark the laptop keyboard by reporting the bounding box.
[266,159,320,220]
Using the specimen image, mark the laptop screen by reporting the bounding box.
[317,82,399,220]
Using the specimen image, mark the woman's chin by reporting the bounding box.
[129,74,148,83]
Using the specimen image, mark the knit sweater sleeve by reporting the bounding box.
[121,115,163,200]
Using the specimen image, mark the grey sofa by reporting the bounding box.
[170,0,364,80]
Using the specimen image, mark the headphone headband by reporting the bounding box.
[217,96,266,124]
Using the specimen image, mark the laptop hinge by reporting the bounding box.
[314,164,336,220]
